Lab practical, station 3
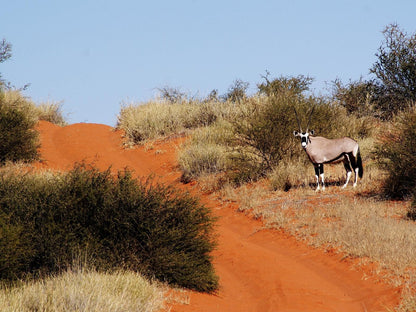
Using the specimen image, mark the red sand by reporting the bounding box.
[36,121,400,312]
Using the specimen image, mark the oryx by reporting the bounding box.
[293,107,363,190]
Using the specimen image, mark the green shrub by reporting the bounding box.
[0,91,39,164]
[375,106,416,199]
[0,164,218,292]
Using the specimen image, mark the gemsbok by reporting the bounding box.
[293,107,363,190]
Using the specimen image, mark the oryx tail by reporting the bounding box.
[357,147,363,179]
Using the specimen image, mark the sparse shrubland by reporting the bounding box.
[0,164,218,292]
[3,22,416,310]
[118,86,371,190]
[116,64,416,308]
[160,76,371,189]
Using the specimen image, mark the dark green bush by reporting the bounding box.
[229,94,302,183]
[375,107,416,200]
[0,91,39,163]
[0,164,218,292]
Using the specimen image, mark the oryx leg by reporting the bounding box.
[342,155,352,188]
[314,164,325,191]
[349,154,359,187]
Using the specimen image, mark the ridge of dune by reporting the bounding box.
[36,120,182,182]
[35,121,400,312]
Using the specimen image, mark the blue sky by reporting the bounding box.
[1,0,415,125]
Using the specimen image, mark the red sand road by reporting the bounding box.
[36,121,400,312]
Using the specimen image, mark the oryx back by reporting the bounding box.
[306,136,359,164]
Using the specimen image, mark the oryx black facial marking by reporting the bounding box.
[293,107,363,191]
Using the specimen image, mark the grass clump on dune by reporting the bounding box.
[117,100,218,144]
[0,164,218,292]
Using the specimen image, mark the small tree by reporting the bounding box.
[331,78,377,117]
[370,24,416,118]
[223,79,249,103]
[257,72,313,97]
[0,39,12,89]
[157,86,187,104]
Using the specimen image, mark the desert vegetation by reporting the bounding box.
[2,23,416,310]
[0,266,165,312]
[116,24,416,310]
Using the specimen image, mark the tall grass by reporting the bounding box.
[0,267,165,312]
[117,100,225,144]
[1,90,67,125]
[178,120,235,182]
[34,99,67,126]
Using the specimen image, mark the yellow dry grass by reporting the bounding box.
[214,170,416,311]
[0,267,166,312]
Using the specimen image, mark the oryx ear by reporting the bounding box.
[293,130,299,137]
[310,130,315,136]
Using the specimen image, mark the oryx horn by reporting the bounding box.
[293,107,302,132]
[306,106,315,133]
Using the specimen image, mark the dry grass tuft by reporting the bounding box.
[1,90,67,126]
[117,100,237,145]
[0,267,166,312]
[35,100,67,126]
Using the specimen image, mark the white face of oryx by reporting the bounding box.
[293,130,314,148]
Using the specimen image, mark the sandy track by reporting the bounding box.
[36,121,400,312]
